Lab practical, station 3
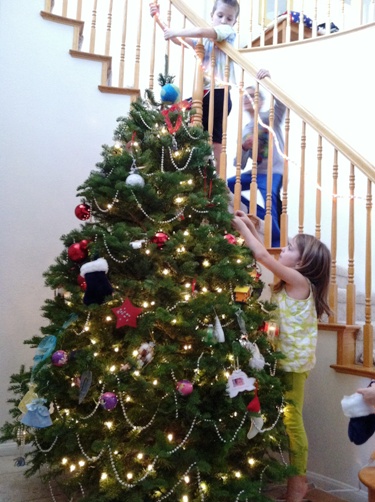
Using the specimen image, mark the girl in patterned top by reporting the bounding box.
[232,210,331,502]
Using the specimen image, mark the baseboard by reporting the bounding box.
[0,441,18,457]
[307,471,368,502]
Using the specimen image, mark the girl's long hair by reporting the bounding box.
[273,234,332,318]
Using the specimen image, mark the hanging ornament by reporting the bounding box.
[203,324,217,345]
[213,315,225,343]
[234,285,252,303]
[74,203,91,221]
[18,383,38,414]
[54,285,66,298]
[224,233,237,245]
[51,350,68,367]
[226,369,256,398]
[247,382,265,439]
[261,321,279,346]
[68,239,90,262]
[32,335,57,370]
[151,232,169,248]
[136,342,155,368]
[124,132,138,152]
[161,108,182,134]
[171,134,178,151]
[176,379,193,396]
[160,83,181,105]
[247,395,261,413]
[21,398,53,429]
[77,274,87,291]
[247,416,265,440]
[100,392,118,411]
[240,338,266,370]
[249,264,262,282]
[112,297,143,328]
[249,342,265,370]
[235,308,247,336]
[126,167,145,187]
[14,425,26,467]
[130,239,146,249]
[78,370,93,404]
[80,258,113,306]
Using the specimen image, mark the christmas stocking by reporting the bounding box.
[80,258,113,305]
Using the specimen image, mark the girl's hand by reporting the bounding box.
[256,68,271,80]
[235,211,256,231]
[242,135,253,151]
[149,3,159,17]
[164,28,178,40]
[231,215,248,235]
[357,386,375,407]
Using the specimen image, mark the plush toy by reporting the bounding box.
[80,258,113,305]
[21,398,52,428]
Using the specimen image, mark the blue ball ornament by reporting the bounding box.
[160,83,180,104]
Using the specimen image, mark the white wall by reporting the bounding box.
[0,0,131,430]
[305,331,374,491]
[0,0,374,494]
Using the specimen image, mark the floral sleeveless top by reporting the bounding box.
[272,287,318,372]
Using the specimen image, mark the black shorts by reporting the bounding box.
[202,88,232,144]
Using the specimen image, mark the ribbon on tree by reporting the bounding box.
[161,109,183,134]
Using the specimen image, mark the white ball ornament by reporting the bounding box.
[125,171,145,187]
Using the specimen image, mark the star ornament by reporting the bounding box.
[112,298,143,328]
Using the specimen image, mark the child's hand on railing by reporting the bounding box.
[256,69,271,80]
[149,3,159,18]
[164,28,179,40]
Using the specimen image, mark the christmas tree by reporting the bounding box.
[1,84,292,501]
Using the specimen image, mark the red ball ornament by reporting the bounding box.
[100,392,118,410]
[51,350,68,367]
[77,274,87,291]
[224,233,237,244]
[151,232,169,248]
[176,379,193,396]
[75,203,91,221]
[68,240,90,262]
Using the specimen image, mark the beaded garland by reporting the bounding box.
[28,94,285,502]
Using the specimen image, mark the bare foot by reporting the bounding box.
[286,475,308,502]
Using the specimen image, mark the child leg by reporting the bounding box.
[282,372,309,502]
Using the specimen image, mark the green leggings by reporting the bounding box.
[283,371,309,475]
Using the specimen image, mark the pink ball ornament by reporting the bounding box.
[100,392,118,410]
[151,232,169,248]
[176,379,193,396]
[75,203,91,221]
[224,233,237,244]
[51,350,68,367]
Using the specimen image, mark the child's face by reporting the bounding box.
[211,2,238,27]
[279,238,302,268]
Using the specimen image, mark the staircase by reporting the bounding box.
[40,0,375,377]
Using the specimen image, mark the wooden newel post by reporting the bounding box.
[190,39,204,128]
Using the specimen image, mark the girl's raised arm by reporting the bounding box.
[232,213,309,297]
